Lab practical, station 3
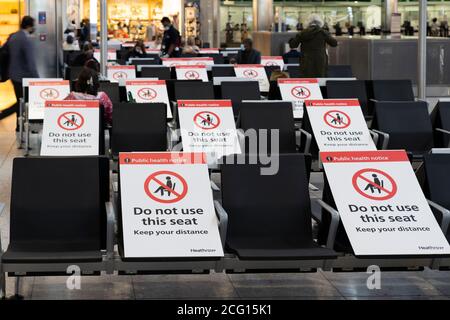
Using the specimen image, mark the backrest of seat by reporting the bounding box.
[327,65,353,78]
[174,81,215,100]
[199,54,225,64]
[112,103,167,154]
[326,80,369,116]
[99,82,120,104]
[211,66,236,78]
[140,67,171,80]
[10,157,109,251]
[287,65,301,78]
[423,153,450,211]
[372,80,415,101]
[131,59,159,66]
[221,81,261,115]
[239,102,296,153]
[221,154,313,243]
[264,65,282,79]
[431,101,450,147]
[372,101,433,153]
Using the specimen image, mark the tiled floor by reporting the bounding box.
[1,113,450,300]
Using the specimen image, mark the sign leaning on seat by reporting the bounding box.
[305,99,376,151]
[175,65,209,82]
[178,100,241,160]
[261,56,285,69]
[28,80,71,120]
[40,100,100,156]
[125,80,173,118]
[162,57,214,67]
[278,78,323,118]
[321,150,450,256]
[107,65,136,83]
[119,152,224,258]
[234,64,270,92]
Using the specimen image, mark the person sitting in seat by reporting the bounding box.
[282,38,302,63]
[126,40,147,60]
[183,36,200,54]
[64,67,113,125]
[230,38,261,64]
[71,42,98,67]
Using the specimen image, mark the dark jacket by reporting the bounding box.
[236,49,261,65]
[292,26,338,77]
[7,30,39,82]
[282,49,302,63]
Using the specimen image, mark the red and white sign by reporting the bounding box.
[321,150,450,256]
[178,100,241,159]
[125,80,173,118]
[94,49,117,61]
[234,64,270,92]
[162,57,214,67]
[107,65,136,83]
[40,100,100,156]
[305,99,376,151]
[175,65,209,82]
[261,56,284,69]
[199,48,220,54]
[119,152,224,258]
[28,81,71,120]
[278,78,322,119]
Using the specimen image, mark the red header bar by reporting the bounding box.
[162,57,213,61]
[234,64,264,68]
[278,78,318,84]
[125,80,166,86]
[108,66,136,70]
[262,56,283,60]
[320,150,409,163]
[119,152,206,165]
[29,80,70,86]
[305,99,360,107]
[178,100,232,108]
[45,100,99,108]
[175,65,207,69]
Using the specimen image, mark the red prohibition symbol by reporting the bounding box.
[40,88,60,100]
[193,111,221,130]
[352,168,398,201]
[113,71,128,80]
[243,69,258,78]
[57,111,85,131]
[323,110,351,129]
[144,171,188,204]
[291,86,311,99]
[184,70,200,79]
[137,88,157,100]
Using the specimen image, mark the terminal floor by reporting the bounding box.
[1,114,450,300]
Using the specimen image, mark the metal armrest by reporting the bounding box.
[369,130,379,146]
[297,129,312,154]
[427,199,450,235]
[214,200,228,248]
[105,202,116,260]
[0,203,4,251]
[316,199,340,250]
[436,128,450,148]
[168,126,181,151]
[236,129,245,151]
[371,129,389,150]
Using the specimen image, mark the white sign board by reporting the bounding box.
[28,81,71,120]
[199,48,220,54]
[119,152,224,258]
[321,150,450,256]
[178,100,241,159]
[107,65,136,83]
[40,100,100,156]
[94,49,117,61]
[261,56,284,69]
[234,64,270,92]
[305,99,376,151]
[162,57,214,67]
[278,78,322,119]
[175,65,209,82]
[125,80,173,118]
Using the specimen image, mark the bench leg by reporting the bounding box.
[0,272,5,299]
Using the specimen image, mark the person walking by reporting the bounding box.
[291,14,338,78]
[7,16,39,131]
[161,17,181,58]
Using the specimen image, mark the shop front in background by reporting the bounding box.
[0,0,25,45]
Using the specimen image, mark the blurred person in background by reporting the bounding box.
[231,38,261,64]
[283,38,302,63]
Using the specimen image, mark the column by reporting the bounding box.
[383,0,398,32]
[253,0,273,32]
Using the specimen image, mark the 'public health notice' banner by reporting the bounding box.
[234,64,270,92]
[178,100,241,159]
[119,152,224,258]
[278,78,322,119]
[321,150,450,256]
[40,100,99,156]
[125,80,173,118]
[306,99,376,151]
[162,57,214,67]
[107,65,136,83]
[28,81,71,120]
